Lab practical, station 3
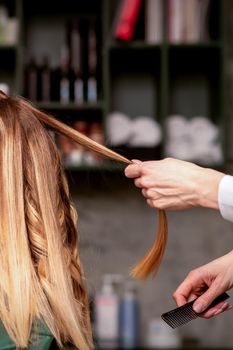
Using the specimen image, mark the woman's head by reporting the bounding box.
[0,91,167,348]
[0,91,94,349]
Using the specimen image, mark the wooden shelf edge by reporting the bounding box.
[35,101,105,111]
[108,41,162,50]
[107,41,222,50]
[64,162,125,172]
[0,44,17,50]
[167,41,222,49]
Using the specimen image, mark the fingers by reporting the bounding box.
[200,301,232,319]
[173,271,199,306]
[173,275,233,319]
[134,176,152,189]
[124,160,142,179]
[146,199,156,208]
[142,188,167,209]
[125,160,158,179]
[142,188,159,199]
[192,280,225,314]
[124,164,141,179]
[134,178,142,188]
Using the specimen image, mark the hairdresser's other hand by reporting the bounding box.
[173,252,233,318]
[124,158,224,210]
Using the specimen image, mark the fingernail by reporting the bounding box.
[214,308,223,316]
[226,305,233,311]
[220,302,231,311]
[221,302,229,309]
[131,159,142,164]
[193,303,204,313]
[214,302,230,315]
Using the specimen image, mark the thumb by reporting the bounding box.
[193,282,224,314]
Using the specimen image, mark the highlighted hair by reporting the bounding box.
[0,91,167,349]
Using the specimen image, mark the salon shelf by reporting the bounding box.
[0,44,17,50]
[2,0,225,170]
[102,0,226,169]
[35,101,105,112]
[108,41,222,50]
[64,161,125,172]
[108,41,162,50]
[63,145,161,173]
[166,41,222,49]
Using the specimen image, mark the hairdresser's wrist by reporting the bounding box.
[196,168,225,210]
[217,175,233,222]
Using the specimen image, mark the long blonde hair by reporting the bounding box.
[0,91,167,349]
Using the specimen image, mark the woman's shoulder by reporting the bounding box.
[0,320,56,350]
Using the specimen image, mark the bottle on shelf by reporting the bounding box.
[166,0,211,43]
[87,21,98,103]
[25,56,39,101]
[70,20,84,104]
[57,134,73,166]
[0,83,9,95]
[69,120,88,166]
[40,55,51,102]
[119,280,139,349]
[113,0,142,41]
[85,122,104,165]
[0,4,8,44]
[146,318,181,348]
[94,274,122,349]
[59,44,71,104]
[57,121,89,167]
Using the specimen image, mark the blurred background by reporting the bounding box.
[1,0,233,348]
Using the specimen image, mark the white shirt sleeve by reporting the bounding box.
[218,175,233,222]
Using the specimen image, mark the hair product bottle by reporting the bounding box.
[119,280,139,349]
[40,55,51,102]
[94,274,121,349]
[70,20,84,104]
[25,56,38,101]
[87,21,97,102]
[59,45,71,104]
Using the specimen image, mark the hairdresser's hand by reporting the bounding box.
[124,158,224,210]
[173,252,233,318]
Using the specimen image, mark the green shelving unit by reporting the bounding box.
[35,101,105,112]
[0,0,227,170]
[102,0,226,167]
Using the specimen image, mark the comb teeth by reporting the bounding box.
[161,292,230,329]
[161,301,197,328]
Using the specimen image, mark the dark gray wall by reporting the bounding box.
[69,171,233,347]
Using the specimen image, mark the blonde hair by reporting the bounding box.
[0,91,167,349]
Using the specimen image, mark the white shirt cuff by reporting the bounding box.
[218,175,233,222]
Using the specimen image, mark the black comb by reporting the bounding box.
[161,292,230,328]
